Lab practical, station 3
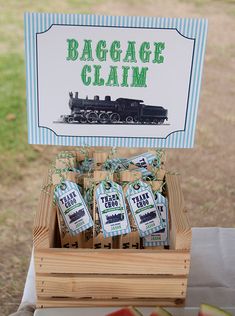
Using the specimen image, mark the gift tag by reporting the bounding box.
[54,180,93,235]
[129,152,156,169]
[96,181,131,238]
[126,180,165,237]
[144,192,169,246]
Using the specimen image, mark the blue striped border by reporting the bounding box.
[24,13,208,148]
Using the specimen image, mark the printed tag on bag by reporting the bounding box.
[96,181,131,238]
[126,180,165,237]
[144,192,169,246]
[54,180,93,235]
[129,152,156,169]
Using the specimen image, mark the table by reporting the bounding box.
[19,228,235,314]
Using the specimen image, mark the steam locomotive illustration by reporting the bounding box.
[68,209,85,223]
[58,92,168,125]
[105,213,124,224]
[139,211,157,224]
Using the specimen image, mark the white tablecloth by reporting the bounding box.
[20,228,235,309]
[187,228,235,306]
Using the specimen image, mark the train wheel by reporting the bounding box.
[99,112,109,124]
[79,115,87,124]
[153,119,164,125]
[133,116,138,122]
[67,117,74,123]
[126,116,134,123]
[110,113,120,123]
[87,112,98,123]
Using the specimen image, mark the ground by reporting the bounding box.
[0,0,234,315]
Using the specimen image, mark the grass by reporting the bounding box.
[0,53,27,152]
[0,0,102,181]
[179,0,235,6]
[0,53,38,181]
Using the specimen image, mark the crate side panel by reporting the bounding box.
[37,297,184,308]
[33,172,56,249]
[36,274,187,299]
[35,249,190,275]
[166,174,191,250]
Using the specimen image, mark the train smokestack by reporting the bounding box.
[75,92,78,99]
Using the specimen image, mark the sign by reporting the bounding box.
[24,13,207,147]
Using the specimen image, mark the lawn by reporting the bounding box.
[0,0,102,182]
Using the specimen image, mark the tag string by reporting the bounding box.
[150,149,166,172]
[102,147,130,176]
[84,181,96,211]
[101,179,121,199]
[57,151,76,159]
[152,181,166,196]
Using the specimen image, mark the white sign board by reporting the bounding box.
[24,13,207,148]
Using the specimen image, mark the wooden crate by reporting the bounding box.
[33,149,191,308]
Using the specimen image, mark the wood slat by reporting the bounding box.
[166,174,192,250]
[36,274,187,299]
[33,174,57,248]
[35,249,190,275]
[37,297,184,308]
